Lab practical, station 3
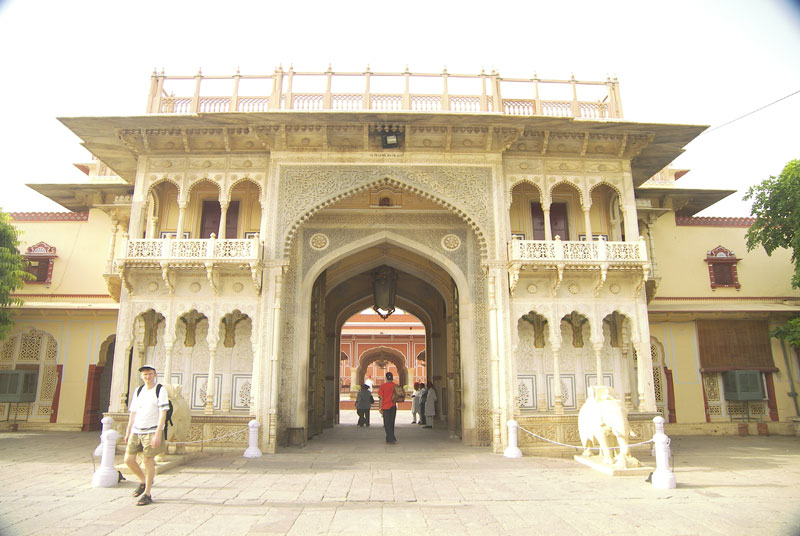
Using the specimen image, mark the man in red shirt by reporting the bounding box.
[377,371,398,443]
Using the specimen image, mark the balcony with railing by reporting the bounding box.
[507,237,649,295]
[115,235,263,295]
[147,67,623,119]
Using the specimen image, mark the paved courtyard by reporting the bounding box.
[0,410,799,535]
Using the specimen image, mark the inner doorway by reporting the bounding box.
[303,243,460,443]
[339,306,426,412]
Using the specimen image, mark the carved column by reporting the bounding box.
[175,203,187,239]
[218,201,228,240]
[552,343,563,414]
[592,340,604,386]
[487,274,502,452]
[267,269,285,450]
[583,206,593,241]
[106,218,119,272]
[109,333,132,412]
[162,341,174,386]
[205,329,220,415]
[543,203,553,241]
[645,214,660,279]
[147,216,159,240]
[249,328,261,417]
[632,304,656,412]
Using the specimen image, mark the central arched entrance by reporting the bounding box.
[306,243,456,440]
[276,178,494,448]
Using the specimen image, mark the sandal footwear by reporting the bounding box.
[132,483,146,497]
[136,494,153,506]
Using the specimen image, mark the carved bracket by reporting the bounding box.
[552,263,564,295]
[160,262,175,295]
[119,263,134,296]
[250,262,263,293]
[594,264,608,296]
[634,264,650,297]
[205,262,218,295]
[508,263,521,294]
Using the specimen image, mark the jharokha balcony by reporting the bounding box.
[113,235,263,297]
[147,67,623,119]
[507,236,649,295]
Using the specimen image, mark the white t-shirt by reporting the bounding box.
[130,384,170,434]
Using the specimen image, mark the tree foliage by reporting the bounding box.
[744,158,800,344]
[0,209,32,340]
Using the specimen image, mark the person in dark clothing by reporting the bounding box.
[355,383,374,427]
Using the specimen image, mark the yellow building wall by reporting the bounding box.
[649,321,707,423]
[649,215,800,431]
[651,216,797,298]
[7,209,119,430]
[13,209,113,296]
[5,311,118,429]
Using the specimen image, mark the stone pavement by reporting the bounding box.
[1,410,799,536]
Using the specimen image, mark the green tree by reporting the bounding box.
[744,158,800,343]
[0,209,33,340]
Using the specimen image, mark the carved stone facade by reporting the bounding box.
[49,72,724,452]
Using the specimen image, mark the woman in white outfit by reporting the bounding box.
[423,381,437,429]
[411,382,421,423]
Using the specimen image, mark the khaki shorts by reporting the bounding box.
[126,431,167,458]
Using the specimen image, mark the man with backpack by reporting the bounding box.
[377,371,402,444]
[124,364,170,506]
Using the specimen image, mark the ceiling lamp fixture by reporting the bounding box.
[372,265,397,320]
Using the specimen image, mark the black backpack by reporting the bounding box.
[136,383,174,440]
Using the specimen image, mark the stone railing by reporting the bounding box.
[507,237,649,295]
[117,236,263,295]
[123,236,261,262]
[509,237,647,264]
[147,68,623,119]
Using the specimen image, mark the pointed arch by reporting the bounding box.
[549,179,585,207]
[282,175,490,258]
[228,176,264,206]
[509,178,544,201]
[356,346,409,388]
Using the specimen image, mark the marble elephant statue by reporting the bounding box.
[156,384,191,458]
[578,386,640,468]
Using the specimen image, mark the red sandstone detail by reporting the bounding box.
[675,216,754,227]
[10,212,89,221]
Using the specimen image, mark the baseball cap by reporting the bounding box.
[138,364,157,372]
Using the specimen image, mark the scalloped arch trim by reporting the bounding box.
[283,176,488,257]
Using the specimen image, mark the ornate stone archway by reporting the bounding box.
[356,346,409,388]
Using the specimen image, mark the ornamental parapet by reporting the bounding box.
[146,68,623,119]
[115,236,263,296]
[507,236,649,295]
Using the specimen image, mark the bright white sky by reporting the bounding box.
[1,0,798,216]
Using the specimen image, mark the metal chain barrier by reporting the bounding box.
[516,423,655,451]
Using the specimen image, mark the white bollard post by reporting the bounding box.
[504,419,523,458]
[92,428,121,487]
[94,416,114,457]
[651,416,676,489]
[243,419,263,458]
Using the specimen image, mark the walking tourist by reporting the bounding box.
[377,372,398,443]
[124,364,169,506]
[355,383,374,427]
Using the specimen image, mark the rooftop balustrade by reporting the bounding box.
[147,67,623,119]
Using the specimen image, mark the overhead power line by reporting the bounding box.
[705,89,800,133]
